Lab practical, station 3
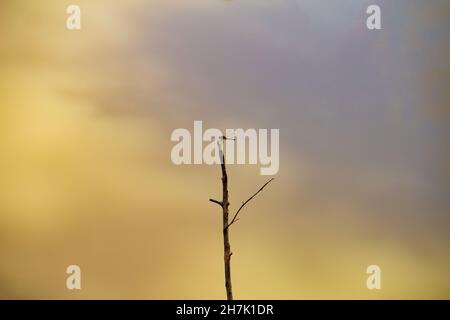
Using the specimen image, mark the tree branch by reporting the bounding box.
[209,198,223,207]
[225,178,275,230]
[209,135,274,300]
[221,135,236,141]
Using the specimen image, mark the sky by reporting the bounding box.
[0,0,449,299]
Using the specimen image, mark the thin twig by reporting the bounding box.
[221,135,236,141]
[225,178,274,230]
[209,136,274,300]
[209,199,223,207]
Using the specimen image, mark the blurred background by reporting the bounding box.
[0,0,449,299]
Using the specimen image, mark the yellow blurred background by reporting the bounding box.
[0,0,449,299]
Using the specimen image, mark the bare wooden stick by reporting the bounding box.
[218,145,233,300]
[209,137,274,300]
